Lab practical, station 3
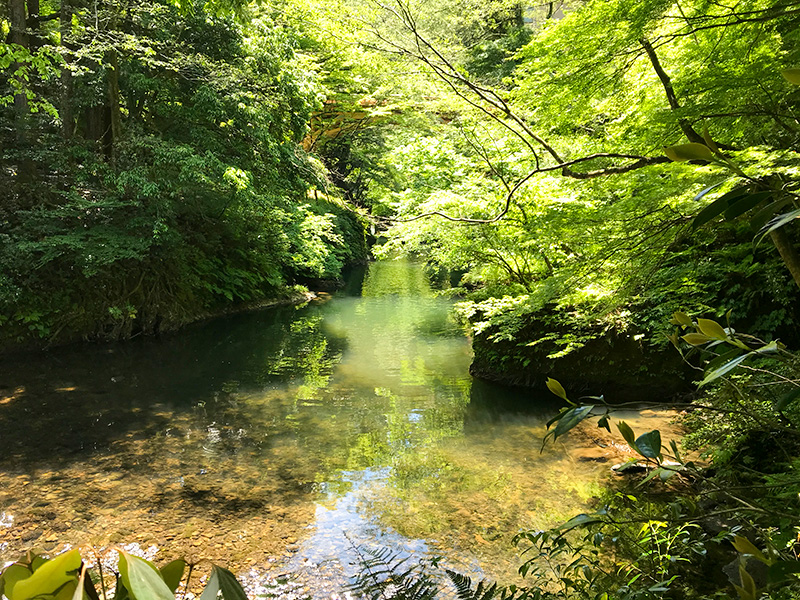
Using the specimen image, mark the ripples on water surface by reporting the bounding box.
[0,261,677,595]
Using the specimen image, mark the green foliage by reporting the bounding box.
[0,549,247,600]
[0,0,369,346]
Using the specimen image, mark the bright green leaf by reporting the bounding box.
[11,550,81,600]
[545,377,568,402]
[664,143,715,162]
[781,68,800,85]
[118,553,174,600]
[696,318,727,340]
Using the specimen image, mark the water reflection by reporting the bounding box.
[0,260,641,595]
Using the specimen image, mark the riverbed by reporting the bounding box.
[0,260,680,597]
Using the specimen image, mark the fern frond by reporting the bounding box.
[347,545,438,600]
[445,569,498,600]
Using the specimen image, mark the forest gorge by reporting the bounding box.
[2,0,800,598]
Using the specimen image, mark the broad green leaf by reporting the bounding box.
[781,68,800,85]
[214,566,248,600]
[118,553,174,600]
[682,333,712,346]
[696,318,727,340]
[11,550,81,600]
[732,536,767,562]
[198,569,219,600]
[617,421,636,447]
[1,564,33,599]
[664,143,714,162]
[699,353,750,387]
[545,378,568,402]
[724,191,773,221]
[671,311,692,327]
[634,430,661,459]
[692,187,749,229]
[551,405,595,440]
[776,387,800,411]
[755,208,800,247]
[768,560,800,582]
[159,560,186,594]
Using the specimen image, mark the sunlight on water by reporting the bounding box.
[0,260,678,596]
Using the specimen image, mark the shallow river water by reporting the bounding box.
[0,261,679,597]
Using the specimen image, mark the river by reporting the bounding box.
[0,260,679,597]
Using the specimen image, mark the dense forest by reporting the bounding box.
[3,0,800,598]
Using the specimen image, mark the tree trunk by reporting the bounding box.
[9,0,29,117]
[26,0,40,49]
[60,0,74,140]
[769,228,800,289]
[106,48,122,164]
[9,0,36,184]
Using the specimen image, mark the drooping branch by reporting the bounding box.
[639,37,704,144]
[367,0,674,204]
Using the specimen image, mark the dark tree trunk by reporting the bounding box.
[106,48,122,164]
[60,0,74,140]
[9,0,36,184]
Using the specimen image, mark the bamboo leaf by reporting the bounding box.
[671,311,693,327]
[732,536,767,562]
[546,377,568,402]
[551,405,595,441]
[11,550,81,600]
[664,142,715,162]
[702,126,721,154]
[213,566,247,600]
[682,333,712,346]
[724,191,773,221]
[781,68,800,85]
[699,353,751,387]
[776,388,800,411]
[696,318,728,340]
[692,186,749,229]
[755,208,800,247]
[693,181,725,201]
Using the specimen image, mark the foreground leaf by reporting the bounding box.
[118,553,174,600]
[11,550,81,600]
[634,430,662,459]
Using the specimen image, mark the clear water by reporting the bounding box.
[0,261,675,595]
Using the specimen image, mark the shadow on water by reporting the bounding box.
[0,304,348,470]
